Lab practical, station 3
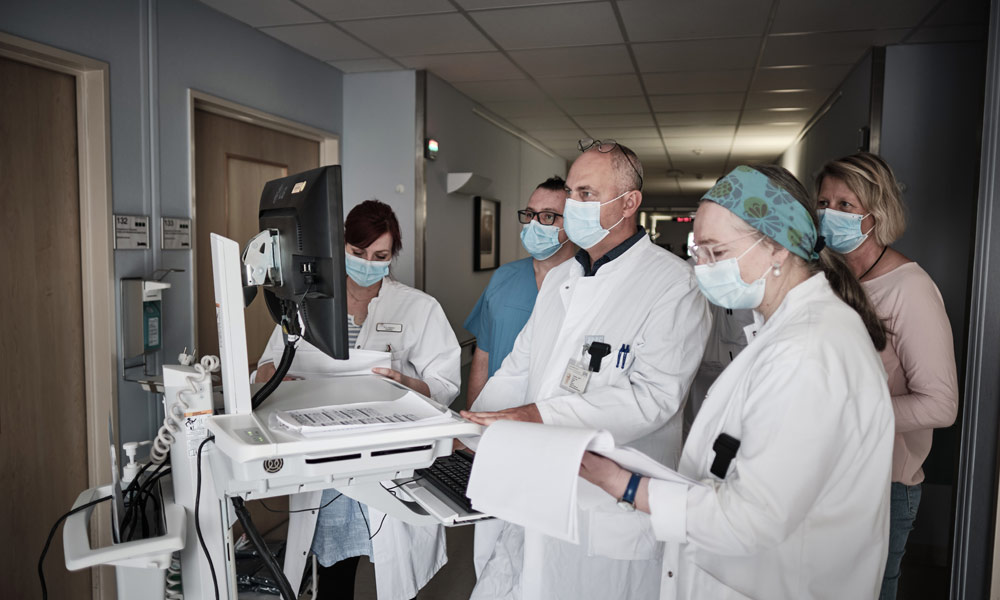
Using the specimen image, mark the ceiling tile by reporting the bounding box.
[634,38,761,72]
[399,52,525,81]
[745,90,831,110]
[644,70,753,95]
[560,96,649,114]
[532,128,590,141]
[651,93,745,112]
[585,127,663,139]
[471,3,622,50]
[923,0,990,27]
[298,0,455,21]
[665,136,734,153]
[732,134,793,155]
[762,30,909,67]
[618,0,772,42]
[339,14,494,55]
[507,115,580,129]
[608,138,666,151]
[660,125,736,139]
[669,157,727,174]
[453,79,548,102]
[539,74,643,99]
[456,0,583,8]
[656,111,739,126]
[330,58,403,72]
[904,24,988,43]
[263,23,382,60]
[753,64,851,91]
[199,0,321,27]
[508,45,634,78]
[740,109,811,125]
[676,178,717,194]
[736,124,804,139]
[483,99,567,117]
[575,113,655,127]
[771,0,939,34]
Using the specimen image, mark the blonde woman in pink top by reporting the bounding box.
[816,152,959,600]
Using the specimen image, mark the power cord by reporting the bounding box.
[231,496,297,600]
[196,435,220,600]
[38,494,112,600]
[151,355,220,465]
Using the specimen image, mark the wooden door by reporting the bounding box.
[193,109,319,373]
[194,109,319,532]
[0,55,90,598]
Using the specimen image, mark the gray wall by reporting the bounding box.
[423,73,567,339]
[780,52,873,183]
[341,71,418,286]
[1,0,345,444]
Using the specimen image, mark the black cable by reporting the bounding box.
[38,494,112,600]
[258,492,343,514]
[123,467,171,540]
[231,496,297,600]
[251,336,296,410]
[196,436,220,600]
[369,514,388,540]
[121,461,169,541]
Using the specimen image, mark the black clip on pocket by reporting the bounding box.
[710,433,741,479]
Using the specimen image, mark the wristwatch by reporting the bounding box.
[616,472,643,511]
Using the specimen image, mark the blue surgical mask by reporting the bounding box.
[345,252,390,287]
[693,237,769,309]
[520,220,566,260]
[563,190,628,249]
[818,209,872,254]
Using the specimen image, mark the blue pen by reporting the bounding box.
[616,344,630,368]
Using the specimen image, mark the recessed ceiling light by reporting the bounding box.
[764,107,807,112]
[762,88,809,94]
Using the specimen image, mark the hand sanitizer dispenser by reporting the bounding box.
[122,278,171,371]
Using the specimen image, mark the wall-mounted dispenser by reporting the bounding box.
[121,278,171,377]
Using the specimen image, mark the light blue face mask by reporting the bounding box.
[520,220,566,260]
[563,190,628,249]
[345,252,390,288]
[693,237,769,309]
[818,208,872,254]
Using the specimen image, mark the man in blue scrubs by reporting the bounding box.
[463,176,577,407]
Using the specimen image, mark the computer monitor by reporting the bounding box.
[258,165,350,361]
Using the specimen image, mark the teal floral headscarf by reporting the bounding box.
[702,166,820,261]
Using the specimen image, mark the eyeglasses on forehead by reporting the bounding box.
[577,138,644,191]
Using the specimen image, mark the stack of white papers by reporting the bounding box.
[466,421,703,544]
[273,393,452,437]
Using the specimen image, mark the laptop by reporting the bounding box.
[397,449,493,526]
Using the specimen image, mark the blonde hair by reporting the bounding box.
[815,152,906,245]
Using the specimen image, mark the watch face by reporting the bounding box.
[617,500,636,512]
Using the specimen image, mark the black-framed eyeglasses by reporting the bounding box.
[517,209,562,226]
[578,138,644,191]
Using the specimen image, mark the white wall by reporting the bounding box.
[423,73,567,339]
[341,71,418,285]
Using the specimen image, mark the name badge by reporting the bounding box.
[376,322,403,333]
[559,360,591,394]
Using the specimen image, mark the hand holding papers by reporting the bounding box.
[466,421,703,544]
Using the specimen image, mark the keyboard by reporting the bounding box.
[415,449,477,513]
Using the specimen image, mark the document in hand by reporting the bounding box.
[272,392,452,437]
[466,421,703,544]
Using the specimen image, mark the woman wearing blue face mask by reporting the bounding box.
[817,153,958,600]
[256,199,460,600]
[580,165,895,599]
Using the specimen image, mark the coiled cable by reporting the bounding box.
[150,355,220,465]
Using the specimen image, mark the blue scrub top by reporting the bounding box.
[464,257,538,376]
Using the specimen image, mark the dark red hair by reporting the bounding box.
[345,199,403,256]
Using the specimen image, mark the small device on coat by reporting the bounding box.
[587,342,612,372]
[710,433,741,479]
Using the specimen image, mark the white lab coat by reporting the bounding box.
[262,278,461,600]
[649,273,894,600]
[471,235,712,600]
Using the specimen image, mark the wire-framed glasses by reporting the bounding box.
[689,232,762,266]
[517,209,562,226]
[577,138,644,191]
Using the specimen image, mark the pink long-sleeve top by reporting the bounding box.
[863,262,959,486]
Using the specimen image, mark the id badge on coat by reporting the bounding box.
[560,360,591,394]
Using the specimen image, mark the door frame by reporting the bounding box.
[0,33,116,599]
[187,90,340,361]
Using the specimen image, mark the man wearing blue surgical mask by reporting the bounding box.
[462,141,711,600]
[464,176,577,410]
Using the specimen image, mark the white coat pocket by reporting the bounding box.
[586,504,663,561]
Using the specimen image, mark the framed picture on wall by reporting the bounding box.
[474,196,500,271]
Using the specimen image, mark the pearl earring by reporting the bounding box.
[772,262,781,277]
